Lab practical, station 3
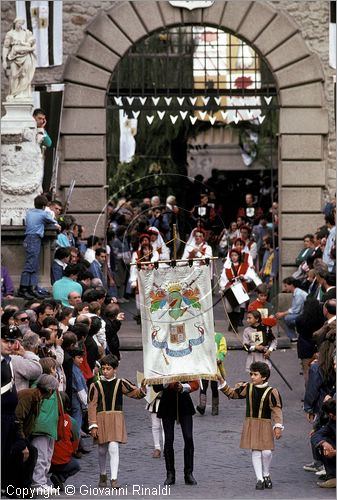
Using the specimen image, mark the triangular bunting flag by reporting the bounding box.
[146,115,154,124]
[157,111,166,120]
[214,97,221,106]
[152,97,160,106]
[177,97,185,106]
[114,97,122,106]
[164,97,172,105]
[180,111,188,119]
[132,111,140,119]
[189,97,198,105]
[189,115,198,125]
[199,111,207,120]
[209,116,216,125]
[233,114,240,124]
[202,96,210,105]
[258,115,266,124]
[126,97,134,105]
[139,97,147,105]
[170,115,178,124]
[220,110,228,121]
[264,96,272,105]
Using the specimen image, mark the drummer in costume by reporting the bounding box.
[220,248,255,331]
[243,310,277,372]
[153,380,199,486]
[218,361,283,490]
[88,354,146,489]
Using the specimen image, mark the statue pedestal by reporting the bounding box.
[1,127,44,225]
[1,100,36,132]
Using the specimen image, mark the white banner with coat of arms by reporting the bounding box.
[138,265,217,384]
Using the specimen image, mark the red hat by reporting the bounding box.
[139,233,150,242]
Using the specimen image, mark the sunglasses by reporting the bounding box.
[18,317,29,322]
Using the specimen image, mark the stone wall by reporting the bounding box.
[269,0,336,196]
[1,0,335,192]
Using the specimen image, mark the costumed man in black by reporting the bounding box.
[1,326,37,496]
[153,380,199,486]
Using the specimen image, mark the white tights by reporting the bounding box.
[251,450,272,481]
[151,413,165,450]
[98,442,119,480]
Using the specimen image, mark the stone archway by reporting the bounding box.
[59,0,329,279]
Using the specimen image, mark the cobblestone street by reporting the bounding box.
[58,347,335,500]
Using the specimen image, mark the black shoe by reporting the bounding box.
[264,476,272,489]
[256,480,265,490]
[196,405,205,415]
[17,287,35,299]
[50,474,64,492]
[28,287,46,299]
[184,473,197,485]
[164,472,175,486]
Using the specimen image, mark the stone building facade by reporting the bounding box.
[1,0,336,281]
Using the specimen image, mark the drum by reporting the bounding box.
[223,281,250,308]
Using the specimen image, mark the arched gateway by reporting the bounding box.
[60,1,329,279]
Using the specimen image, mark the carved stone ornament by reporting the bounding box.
[169,1,214,10]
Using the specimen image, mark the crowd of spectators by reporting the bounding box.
[1,178,336,492]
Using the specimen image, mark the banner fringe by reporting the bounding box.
[143,373,218,385]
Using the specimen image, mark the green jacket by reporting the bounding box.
[32,390,59,439]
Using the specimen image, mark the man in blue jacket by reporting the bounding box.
[18,195,60,300]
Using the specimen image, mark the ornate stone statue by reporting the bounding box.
[2,17,37,100]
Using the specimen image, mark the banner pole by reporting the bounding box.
[173,224,177,260]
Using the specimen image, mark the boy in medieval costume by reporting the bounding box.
[218,361,283,490]
[88,354,146,489]
[196,331,227,416]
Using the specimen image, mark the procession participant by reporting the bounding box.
[145,391,164,459]
[148,227,170,260]
[196,331,227,416]
[129,234,159,324]
[243,310,277,372]
[218,361,283,490]
[182,228,212,263]
[219,248,253,331]
[248,284,274,318]
[153,379,199,486]
[88,354,146,489]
